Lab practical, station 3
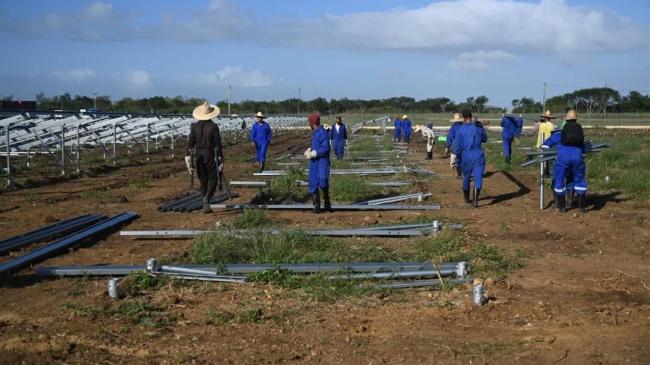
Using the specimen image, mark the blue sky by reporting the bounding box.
[1,0,649,107]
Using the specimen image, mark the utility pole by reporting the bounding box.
[542,82,547,112]
[298,87,301,115]
[93,92,97,110]
[227,85,232,116]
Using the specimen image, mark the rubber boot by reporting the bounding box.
[456,166,462,179]
[577,194,587,213]
[258,162,264,173]
[426,151,433,160]
[463,190,471,204]
[505,156,511,165]
[322,188,332,211]
[202,197,211,214]
[203,179,217,214]
[312,192,321,214]
[556,194,566,213]
[565,189,574,209]
[473,188,481,208]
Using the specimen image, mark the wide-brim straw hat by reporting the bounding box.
[192,102,220,120]
[540,110,556,119]
[402,114,409,119]
[255,112,266,119]
[449,113,462,123]
[564,110,577,121]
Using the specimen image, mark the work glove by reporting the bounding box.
[444,147,449,156]
[184,156,193,174]
[218,157,224,172]
[304,148,317,159]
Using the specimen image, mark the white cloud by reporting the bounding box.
[125,70,153,88]
[183,66,273,88]
[51,68,96,82]
[449,50,516,71]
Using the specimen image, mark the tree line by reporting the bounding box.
[2,88,649,115]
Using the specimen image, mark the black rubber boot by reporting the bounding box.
[322,188,332,212]
[312,192,321,214]
[577,194,587,213]
[473,188,481,208]
[557,194,566,213]
[463,190,471,204]
[456,166,462,179]
[505,156,511,165]
[426,151,433,160]
[258,162,264,173]
[566,189,574,209]
[203,179,218,214]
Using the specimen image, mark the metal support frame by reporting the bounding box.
[210,203,441,211]
[60,123,66,176]
[4,124,10,187]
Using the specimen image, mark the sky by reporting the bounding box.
[0,0,649,107]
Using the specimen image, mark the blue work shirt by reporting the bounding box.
[250,121,272,146]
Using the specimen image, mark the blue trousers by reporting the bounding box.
[308,158,330,194]
[255,143,268,163]
[553,156,587,196]
[502,136,513,159]
[461,151,485,190]
[332,142,345,159]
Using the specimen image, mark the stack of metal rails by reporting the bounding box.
[157,192,239,213]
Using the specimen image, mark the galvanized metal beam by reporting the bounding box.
[209,203,440,211]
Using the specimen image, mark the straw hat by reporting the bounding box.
[564,110,577,121]
[255,112,266,119]
[402,114,409,119]
[540,110,556,119]
[449,113,462,123]
[192,102,220,120]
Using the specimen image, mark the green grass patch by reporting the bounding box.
[231,208,272,229]
[128,178,151,189]
[63,300,170,328]
[329,176,372,202]
[267,166,309,202]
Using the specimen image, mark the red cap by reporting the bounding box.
[308,113,320,126]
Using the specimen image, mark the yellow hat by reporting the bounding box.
[192,102,220,120]
[449,113,462,123]
[540,110,556,119]
[402,114,408,119]
[564,110,577,121]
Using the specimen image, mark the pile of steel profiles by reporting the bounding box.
[0,212,138,276]
[146,259,246,283]
[365,192,431,205]
[209,203,440,211]
[37,261,466,277]
[157,192,238,212]
[0,213,105,255]
[521,141,611,168]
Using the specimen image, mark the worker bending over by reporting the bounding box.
[401,115,413,143]
[420,122,435,160]
[250,112,272,172]
[185,102,224,214]
[329,116,348,160]
[500,115,523,164]
[541,110,588,213]
[304,113,331,213]
[453,110,487,207]
[445,113,464,178]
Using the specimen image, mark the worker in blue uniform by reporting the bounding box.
[304,113,331,213]
[393,115,402,142]
[453,110,487,207]
[329,116,347,160]
[445,113,464,178]
[500,115,523,164]
[250,111,272,172]
[541,110,587,213]
[401,114,413,143]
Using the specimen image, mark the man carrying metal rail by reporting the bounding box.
[445,113,464,178]
[329,116,348,160]
[304,113,331,213]
[541,110,588,213]
[500,114,523,165]
[453,110,487,207]
[250,111,272,172]
[185,102,224,214]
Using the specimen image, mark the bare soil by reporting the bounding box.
[0,131,648,364]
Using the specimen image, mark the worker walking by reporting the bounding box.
[401,114,413,143]
[250,112,272,172]
[453,110,487,207]
[329,116,348,160]
[304,113,331,213]
[541,110,588,213]
[500,115,523,164]
[536,110,555,177]
[392,115,402,142]
[445,113,464,178]
[421,122,435,160]
[185,102,224,214]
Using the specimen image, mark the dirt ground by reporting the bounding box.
[0,129,648,365]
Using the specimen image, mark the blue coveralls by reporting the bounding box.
[393,119,402,141]
[401,118,413,142]
[250,121,272,163]
[308,126,331,194]
[329,123,347,160]
[542,132,587,196]
[447,122,463,166]
[453,123,488,190]
[500,116,523,160]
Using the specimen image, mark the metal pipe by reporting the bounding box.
[120,229,435,238]
[112,122,118,166]
[146,122,150,162]
[170,121,175,159]
[329,269,456,280]
[370,277,469,290]
[59,123,66,176]
[76,121,81,174]
[5,124,10,187]
[210,203,441,211]
[540,160,544,210]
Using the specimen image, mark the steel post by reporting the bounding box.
[112,122,118,166]
[76,122,81,174]
[540,160,544,210]
[5,124,11,187]
[60,123,65,176]
[146,123,150,162]
[170,121,175,159]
